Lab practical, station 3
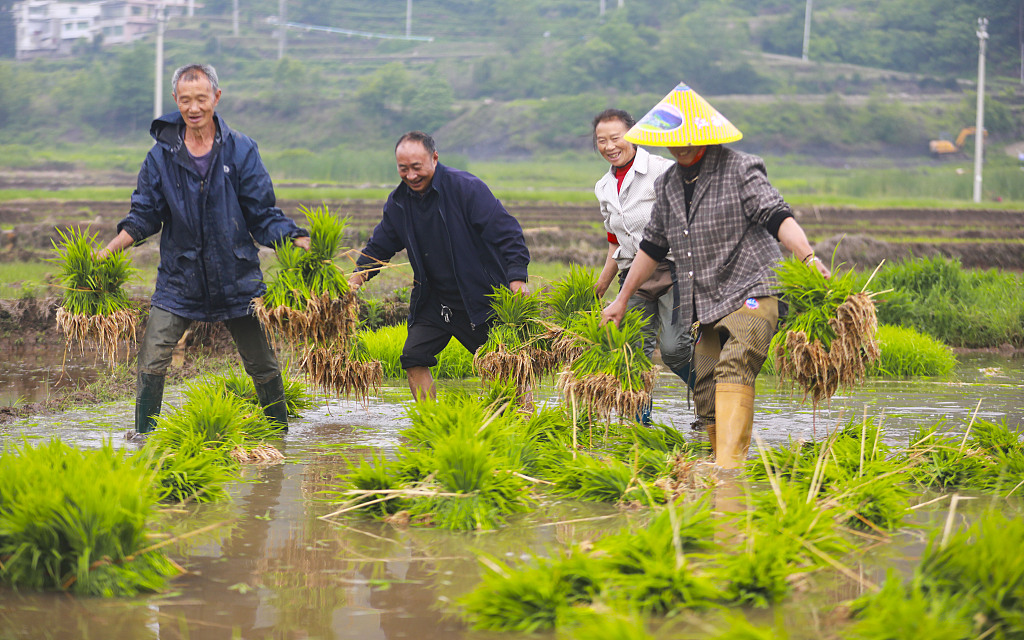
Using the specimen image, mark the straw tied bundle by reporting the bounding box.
[253,205,381,399]
[52,227,138,366]
[772,257,881,405]
[556,310,656,421]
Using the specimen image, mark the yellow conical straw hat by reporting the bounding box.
[625,82,742,147]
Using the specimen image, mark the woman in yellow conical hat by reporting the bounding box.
[602,82,829,471]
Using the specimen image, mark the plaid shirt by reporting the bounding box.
[643,145,786,324]
[594,147,676,270]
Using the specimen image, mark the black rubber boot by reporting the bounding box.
[255,374,288,432]
[133,372,165,437]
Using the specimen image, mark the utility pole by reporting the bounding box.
[277,0,286,59]
[233,0,239,37]
[974,17,988,204]
[802,0,812,61]
[406,0,411,38]
[599,0,606,16]
[154,1,165,120]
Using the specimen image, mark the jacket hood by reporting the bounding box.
[150,111,228,150]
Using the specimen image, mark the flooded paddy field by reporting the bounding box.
[1,354,1021,640]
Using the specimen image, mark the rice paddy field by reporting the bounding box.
[0,346,1022,639]
[1,187,1023,639]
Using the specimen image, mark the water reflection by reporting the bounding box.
[0,355,1022,638]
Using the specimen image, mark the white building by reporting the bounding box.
[14,0,192,59]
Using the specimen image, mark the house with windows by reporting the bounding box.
[13,0,191,59]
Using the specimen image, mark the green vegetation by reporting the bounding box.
[870,324,957,378]
[354,324,475,380]
[0,439,179,596]
[874,255,1024,348]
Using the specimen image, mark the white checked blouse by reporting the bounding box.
[594,147,676,271]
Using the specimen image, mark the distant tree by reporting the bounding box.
[109,45,156,133]
[0,63,29,127]
[0,0,15,58]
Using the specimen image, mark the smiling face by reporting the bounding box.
[174,72,221,133]
[668,145,707,167]
[594,118,637,168]
[395,140,438,193]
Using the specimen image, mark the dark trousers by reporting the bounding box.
[138,306,280,383]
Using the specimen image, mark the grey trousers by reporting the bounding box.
[137,306,281,383]
[627,290,693,372]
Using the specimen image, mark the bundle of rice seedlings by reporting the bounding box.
[253,205,359,348]
[141,385,284,502]
[51,226,138,366]
[0,439,180,596]
[557,309,656,421]
[846,571,975,640]
[475,286,550,394]
[771,257,881,405]
[300,340,383,401]
[541,264,602,366]
[460,551,604,632]
[355,324,475,380]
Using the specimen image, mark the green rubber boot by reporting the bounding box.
[133,372,165,437]
[255,374,288,432]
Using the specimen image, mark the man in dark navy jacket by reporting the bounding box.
[100,63,309,438]
[350,131,530,400]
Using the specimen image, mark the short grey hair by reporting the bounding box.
[171,63,219,95]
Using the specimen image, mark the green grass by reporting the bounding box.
[355,324,475,380]
[0,261,57,297]
[869,324,957,378]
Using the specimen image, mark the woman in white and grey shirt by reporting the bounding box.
[592,109,695,422]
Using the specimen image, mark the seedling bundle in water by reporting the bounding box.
[557,309,656,421]
[51,226,138,366]
[253,205,381,399]
[474,287,550,394]
[541,264,602,366]
[771,257,880,405]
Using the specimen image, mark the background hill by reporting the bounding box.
[1,0,1023,174]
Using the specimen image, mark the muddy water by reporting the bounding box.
[0,354,1022,640]
[0,347,100,407]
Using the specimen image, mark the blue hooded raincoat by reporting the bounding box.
[118,112,306,322]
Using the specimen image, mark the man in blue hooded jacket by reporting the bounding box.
[349,131,530,400]
[100,63,309,438]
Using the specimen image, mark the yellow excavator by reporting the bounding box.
[929,127,987,156]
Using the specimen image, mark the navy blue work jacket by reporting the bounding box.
[117,112,306,322]
[356,163,530,327]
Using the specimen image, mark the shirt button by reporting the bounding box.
[683,230,689,236]
[687,252,692,257]
[688,271,694,277]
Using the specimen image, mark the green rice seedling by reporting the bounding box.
[254,205,358,348]
[51,226,138,365]
[558,610,655,640]
[868,324,956,378]
[0,439,179,596]
[601,543,721,615]
[968,418,1024,457]
[595,498,717,565]
[554,454,636,503]
[719,528,804,607]
[475,286,550,394]
[558,309,656,421]
[404,433,534,530]
[703,611,790,640]
[212,366,315,418]
[771,256,880,404]
[341,454,407,516]
[903,422,997,491]
[460,551,604,632]
[542,264,602,367]
[919,511,1024,636]
[845,571,975,640]
[144,445,236,504]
